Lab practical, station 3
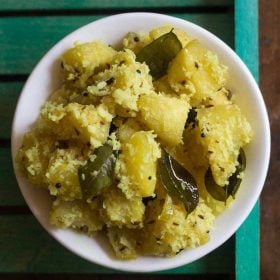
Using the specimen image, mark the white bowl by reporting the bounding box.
[11,13,270,272]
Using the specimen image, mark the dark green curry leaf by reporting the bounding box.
[159,149,199,213]
[136,30,182,79]
[78,144,116,199]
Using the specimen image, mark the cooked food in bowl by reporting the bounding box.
[16,25,253,259]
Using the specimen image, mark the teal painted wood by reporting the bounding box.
[236,203,260,280]
[0,0,233,10]
[235,0,260,279]
[235,0,259,80]
[0,215,234,274]
[0,14,234,74]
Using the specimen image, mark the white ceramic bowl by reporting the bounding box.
[11,13,270,272]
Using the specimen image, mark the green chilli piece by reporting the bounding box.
[159,149,199,213]
[78,144,116,199]
[204,148,246,202]
[136,30,182,79]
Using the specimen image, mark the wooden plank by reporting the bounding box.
[0,0,233,10]
[235,0,259,80]
[0,147,25,206]
[0,215,235,273]
[259,0,280,279]
[235,0,260,280]
[0,13,234,74]
[0,82,23,140]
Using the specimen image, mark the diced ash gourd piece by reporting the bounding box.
[138,93,190,146]
[117,131,161,198]
[167,39,228,106]
[61,41,116,87]
[205,149,246,202]
[50,199,103,232]
[102,188,145,228]
[192,104,252,186]
[40,102,113,149]
[107,227,138,259]
[46,148,84,201]
[141,196,214,256]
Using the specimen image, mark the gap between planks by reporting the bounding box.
[0,75,28,83]
[0,139,11,148]
[0,206,31,215]
[0,6,233,17]
[0,274,235,280]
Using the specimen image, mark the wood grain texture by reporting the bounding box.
[259,0,280,279]
[0,14,233,74]
[0,215,235,273]
[0,0,233,10]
